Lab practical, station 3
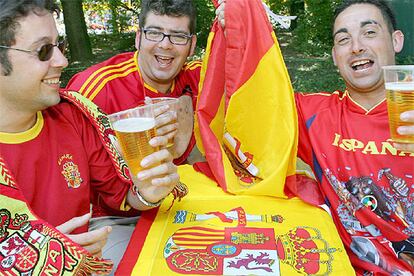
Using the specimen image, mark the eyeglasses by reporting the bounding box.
[0,40,66,61]
[142,29,192,45]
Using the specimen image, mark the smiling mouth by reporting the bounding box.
[42,78,61,85]
[351,59,374,71]
[155,55,173,66]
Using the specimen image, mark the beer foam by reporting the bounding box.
[385,82,414,91]
[113,117,156,132]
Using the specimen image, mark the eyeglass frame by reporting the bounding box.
[0,40,66,61]
[141,28,193,45]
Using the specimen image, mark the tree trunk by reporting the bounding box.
[109,0,120,35]
[289,0,304,30]
[61,0,92,61]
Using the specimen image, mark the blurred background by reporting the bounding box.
[57,0,414,93]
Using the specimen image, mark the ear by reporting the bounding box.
[189,35,197,56]
[392,30,404,53]
[135,29,142,50]
[332,47,337,66]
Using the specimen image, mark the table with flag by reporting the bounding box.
[116,166,354,275]
[117,0,355,275]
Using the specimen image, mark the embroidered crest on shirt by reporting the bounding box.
[58,154,83,188]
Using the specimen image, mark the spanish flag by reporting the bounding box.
[0,156,113,275]
[195,0,298,197]
[117,165,355,275]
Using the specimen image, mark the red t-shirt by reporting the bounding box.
[295,91,414,274]
[66,51,201,164]
[0,102,131,233]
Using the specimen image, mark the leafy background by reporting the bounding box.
[61,0,413,93]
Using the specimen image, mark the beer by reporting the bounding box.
[386,82,414,143]
[113,117,160,176]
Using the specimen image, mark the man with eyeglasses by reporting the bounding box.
[66,0,206,271]
[67,0,200,166]
[0,0,179,273]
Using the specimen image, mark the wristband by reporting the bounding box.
[133,186,164,207]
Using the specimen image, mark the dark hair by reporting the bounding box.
[139,0,196,34]
[334,0,397,34]
[0,0,59,75]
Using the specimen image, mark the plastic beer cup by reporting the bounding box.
[383,65,414,143]
[108,105,159,177]
[149,97,179,149]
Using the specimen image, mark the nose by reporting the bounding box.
[51,46,68,68]
[158,35,173,49]
[351,37,366,55]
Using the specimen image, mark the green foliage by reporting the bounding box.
[291,0,340,55]
[267,0,340,55]
[266,0,289,15]
[397,55,414,65]
[194,0,215,49]
[276,30,343,93]
[61,0,344,93]
[83,0,139,34]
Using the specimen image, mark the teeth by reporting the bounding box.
[156,55,173,66]
[43,79,61,85]
[352,60,370,67]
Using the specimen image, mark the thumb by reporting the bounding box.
[144,96,153,105]
[109,134,122,155]
[56,213,91,234]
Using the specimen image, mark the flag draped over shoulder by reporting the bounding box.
[195,0,298,197]
[0,156,113,275]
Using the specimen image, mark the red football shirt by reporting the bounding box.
[0,102,131,233]
[66,51,201,164]
[295,91,414,274]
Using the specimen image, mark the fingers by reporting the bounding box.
[109,134,122,155]
[67,226,112,256]
[149,136,169,148]
[216,0,225,28]
[133,163,179,204]
[153,105,169,117]
[144,96,152,105]
[155,111,177,128]
[394,143,414,153]
[151,171,180,186]
[400,110,414,122]
[137,161,178,184]
[397,110,414,135]
[394,110,414,153]
[156,121,178,137]
[397,125,414,136]
[56,213,91,234]
[140,148,173,168]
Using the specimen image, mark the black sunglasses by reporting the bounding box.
[0,40,66,61]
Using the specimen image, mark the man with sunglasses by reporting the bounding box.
[67,0,200,166]
[0,0,179,272]
[0,40,66,62]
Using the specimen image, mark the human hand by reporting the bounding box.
[128,135,179,209]
[154,104,178,145]
[152,97,193,159]
[173,95,194,159]
[393,110,414,152]
[56,213,112,258]
[216,0,225,28]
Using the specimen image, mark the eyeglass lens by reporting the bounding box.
[38,41,66,61]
